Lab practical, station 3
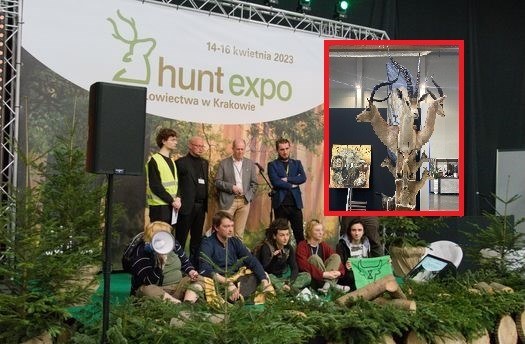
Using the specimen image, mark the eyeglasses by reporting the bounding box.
[192,144,205,148]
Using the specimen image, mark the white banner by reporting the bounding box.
[22,0,324,124]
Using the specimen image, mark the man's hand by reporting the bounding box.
[232,185,243,195]
[227,283,241,301]
[172,197,181,210]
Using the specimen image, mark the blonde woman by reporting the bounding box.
[129,221,202,303]
[296,219,349,293]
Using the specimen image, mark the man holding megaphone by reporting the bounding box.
[129,221,202,303]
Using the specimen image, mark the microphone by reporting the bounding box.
[255,162,265,172]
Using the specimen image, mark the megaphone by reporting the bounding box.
[151,231,175,254]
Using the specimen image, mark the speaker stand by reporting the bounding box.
[101,174,114,344]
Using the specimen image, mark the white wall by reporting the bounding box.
[329,52,460,211]
[329,53,459,160]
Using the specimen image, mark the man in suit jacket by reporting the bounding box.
[267,138,307,243]
[215,138,258,240]
[175,136,209,267]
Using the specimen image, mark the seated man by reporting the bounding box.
[129,221,202,303]
[199,211,273,304]
[256,218,311,291]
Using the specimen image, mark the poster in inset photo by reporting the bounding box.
[324,40,464,216]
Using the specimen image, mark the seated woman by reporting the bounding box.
[257,218,311,291]
[296,219,349,294]
[129,221,202,303]
[336,218,371,290]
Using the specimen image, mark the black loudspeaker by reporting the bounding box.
[87,82,147,175]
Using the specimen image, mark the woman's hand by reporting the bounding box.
[188,269,199,281]
[345,261,352,270]
[322,271,340,280]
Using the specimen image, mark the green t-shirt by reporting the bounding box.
[161,252,183,286]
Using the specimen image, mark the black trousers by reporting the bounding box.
[274,205,304,243]
[149,204,173,225]
[175,203,205,269]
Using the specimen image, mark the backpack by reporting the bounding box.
[122,232,144,273]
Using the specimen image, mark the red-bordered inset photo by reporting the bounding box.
[324,40,464,216]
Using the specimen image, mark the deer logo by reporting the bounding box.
[107,10,156,84]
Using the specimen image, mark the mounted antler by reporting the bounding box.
[356,76,400,153]
[370,73,399,103]
[390,57,415,99]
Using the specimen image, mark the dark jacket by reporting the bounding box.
[175,153,209,215]
[129,239,194,295]
[258,241,298,282]
[267,158,306,209]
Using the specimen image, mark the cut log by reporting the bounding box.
[374,296,416,311]
[381,334,396,344]
[388,284,408,300]
[470,329,490,344]
[390,246,427,277]
[434,333,467,344]
[516,311,525,344]
[468,288,482,294]
[405,330,427,344]
[489,282,514,293]
[335,275,400,306]
[472,282,494,294]
[495,315,518,344]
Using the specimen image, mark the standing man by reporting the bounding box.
[175,136,209,267]
[267,138,307,243]
[215,138,258,240]
[146,128,181,225]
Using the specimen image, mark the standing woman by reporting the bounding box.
[296,219,349,294]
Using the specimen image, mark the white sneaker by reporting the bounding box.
[334,284,350,293]
[317,282,331,294]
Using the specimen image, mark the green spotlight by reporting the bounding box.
[297,0,312,13]
[335,0,350,19]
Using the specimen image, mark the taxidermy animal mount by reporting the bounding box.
[357,57,445,210]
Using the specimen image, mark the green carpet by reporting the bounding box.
[68,272,131,325]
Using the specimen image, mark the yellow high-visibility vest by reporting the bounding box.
[146,153,178,206]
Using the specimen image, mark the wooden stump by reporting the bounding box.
[434,333,467,344]
[495,315,518,344]
[389,246,426,277]
[21,332,52,344]
[470,329,491,344]
[405,330,427,344]
[516,311,525,344]
[381,334,396,344]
